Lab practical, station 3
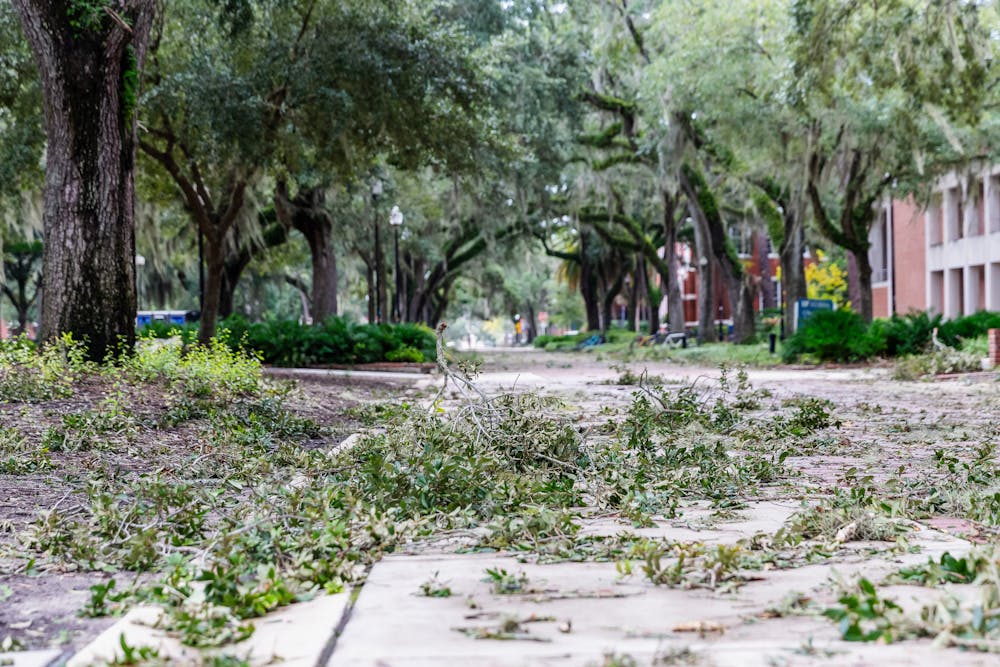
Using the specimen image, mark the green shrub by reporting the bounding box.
[217,316,433,367]
[385,346,424,363]
[878,311,940,356]
[138,320,198,342]
[782,309,885,362]
[938,310,1000,347]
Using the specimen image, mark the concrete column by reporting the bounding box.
[988,263,1000,312]
[929,271,943,316]
[945,268,963,318]
[990,174,1000,234]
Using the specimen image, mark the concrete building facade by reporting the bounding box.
[872,165,1000,319]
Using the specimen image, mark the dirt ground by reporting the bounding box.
[0,374,412,652]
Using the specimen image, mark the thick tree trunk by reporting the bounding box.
[578,233,601,331]
[851,249,874,323]
[601,272,623,334]
[690,208,716,343]
[662,191,685,334]
[309,231,338,322]
[198,239,225,345]
[14,0,155,360]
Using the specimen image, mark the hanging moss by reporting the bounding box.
[577,122,623,148]
[751,190,784,248]
[581,91,637,113]
[681,163,719,223]
[593,153,641,171]
[682,163,743,278]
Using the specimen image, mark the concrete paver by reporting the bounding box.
[0,650,63,667]
[68,593,350,667]
[327,519,975,667]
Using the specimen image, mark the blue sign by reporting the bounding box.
[137,310,190,328]
[794,298,834,329]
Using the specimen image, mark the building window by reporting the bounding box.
[947,186,963,241]
[972,178,985,236]
[729,226,752,257]
[928,195,943,245]
[990,174,1000,234]
[870,208,889,284]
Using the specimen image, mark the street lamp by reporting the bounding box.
[389,205,404,322]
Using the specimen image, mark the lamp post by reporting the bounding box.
[389,205,404,322]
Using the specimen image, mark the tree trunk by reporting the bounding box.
[374,214,386,323]
[309,231,338,322]
[219,215,288,319]
[219,267,238,319]
[601,272,623,335]
[690,205,716,343]
[851,249,874,323]
[578,233,601,331]
[524,302,538,343]
[405,254,424,322]
[680,165,755,343]
[198,238,225,345]
[781,214,806,335]
[626,259,639,332]
[759,234,775,311]
[275,182,338,321]
[13,0,155,360]
[662,191,685,333]
[365,260,376,323]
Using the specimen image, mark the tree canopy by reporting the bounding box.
[1,0,997,347]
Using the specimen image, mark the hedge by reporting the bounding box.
[139,316,435,367]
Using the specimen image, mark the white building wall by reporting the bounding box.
[923,165,1000,318]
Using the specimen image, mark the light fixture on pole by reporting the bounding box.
[389,205,404,322]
